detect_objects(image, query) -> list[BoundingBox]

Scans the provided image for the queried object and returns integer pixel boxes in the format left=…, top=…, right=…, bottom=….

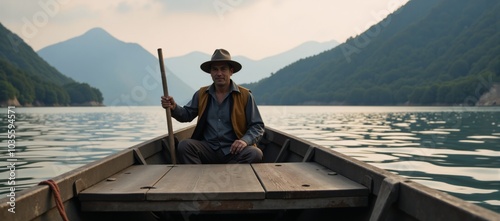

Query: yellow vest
left=197, top=85, right=250, bottom=139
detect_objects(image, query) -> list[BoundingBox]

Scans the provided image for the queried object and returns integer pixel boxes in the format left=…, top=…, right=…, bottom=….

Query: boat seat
left=79, top=162, right=368, bottom=212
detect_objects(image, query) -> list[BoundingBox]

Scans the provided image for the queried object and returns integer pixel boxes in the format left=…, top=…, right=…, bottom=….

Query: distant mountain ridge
left=168, top=40, right=338, bottom=90
left=38, top=27, right=338, bottom=105
left=38, top=28, right=194, bottom=106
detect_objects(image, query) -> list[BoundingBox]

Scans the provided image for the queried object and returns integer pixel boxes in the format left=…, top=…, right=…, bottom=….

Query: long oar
left=157, top=48, right=176, bottom=164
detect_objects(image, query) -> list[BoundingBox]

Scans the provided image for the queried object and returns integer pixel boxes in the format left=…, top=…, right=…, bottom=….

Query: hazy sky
left=0, top=0, right=408, bottom=59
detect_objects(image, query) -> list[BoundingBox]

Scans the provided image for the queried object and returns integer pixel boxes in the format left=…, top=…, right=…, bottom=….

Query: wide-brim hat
left=200, top=49, right=242, bottom=73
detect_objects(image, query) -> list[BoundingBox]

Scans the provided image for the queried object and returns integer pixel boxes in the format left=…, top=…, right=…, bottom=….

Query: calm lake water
left=0, top=106, right=499, bottom=213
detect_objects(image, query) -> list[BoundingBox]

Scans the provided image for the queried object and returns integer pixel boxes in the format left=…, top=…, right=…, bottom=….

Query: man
left=161, top=49, right=265, bottom=164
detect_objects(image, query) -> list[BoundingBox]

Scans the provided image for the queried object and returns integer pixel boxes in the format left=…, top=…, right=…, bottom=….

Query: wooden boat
left=1, top=125, right=498, bottom=221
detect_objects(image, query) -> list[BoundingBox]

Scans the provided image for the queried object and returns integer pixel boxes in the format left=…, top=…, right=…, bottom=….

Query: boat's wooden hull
left=1, top=125, right=498, bottom=221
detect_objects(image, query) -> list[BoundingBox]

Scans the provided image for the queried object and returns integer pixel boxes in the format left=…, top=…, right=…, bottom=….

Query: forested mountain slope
left=0, top=23, right=102, bottom=106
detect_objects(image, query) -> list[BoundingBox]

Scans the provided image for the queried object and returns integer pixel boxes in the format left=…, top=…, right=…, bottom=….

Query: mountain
left=0, top=23, right=102, bottom=106
left=168, top=40, right=338, bottom=90
left=244, top=0, right=500, bottom=105
left=38, top=28, right=194, bottom=106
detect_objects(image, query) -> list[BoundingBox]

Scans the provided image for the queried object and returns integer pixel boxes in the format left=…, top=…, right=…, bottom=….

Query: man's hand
left=161, top=96, right=177, bottom=110
left=230, top=139, right=248, bottom=154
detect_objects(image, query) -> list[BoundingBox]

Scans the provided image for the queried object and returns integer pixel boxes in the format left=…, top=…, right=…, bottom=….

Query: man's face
left=210, top=62, right=233, bottom=87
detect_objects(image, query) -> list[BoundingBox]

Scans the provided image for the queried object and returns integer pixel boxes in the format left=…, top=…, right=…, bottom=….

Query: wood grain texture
left=252, top=162, right=368, bottom=199
left=148, top=164, right=265, bottom=201
left=79, top=165, right=172, bottom=201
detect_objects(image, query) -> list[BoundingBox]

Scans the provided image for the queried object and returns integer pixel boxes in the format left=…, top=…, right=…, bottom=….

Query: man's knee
left=245, top=146, right=263, bottom=163
left=176, top=139, right=204, bottom=164
left=177, top=140, right=189, bottom=152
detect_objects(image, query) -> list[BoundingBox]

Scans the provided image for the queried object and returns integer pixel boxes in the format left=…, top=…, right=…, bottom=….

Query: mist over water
left=0, top=106, right=499, bottom=212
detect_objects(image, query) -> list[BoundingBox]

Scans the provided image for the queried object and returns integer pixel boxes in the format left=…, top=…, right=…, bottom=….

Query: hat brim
left=200, top=60, right=242, bottom=73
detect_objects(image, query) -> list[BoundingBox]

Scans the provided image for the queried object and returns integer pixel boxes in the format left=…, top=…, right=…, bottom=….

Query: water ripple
left=259, top=106, right=500, bottom=212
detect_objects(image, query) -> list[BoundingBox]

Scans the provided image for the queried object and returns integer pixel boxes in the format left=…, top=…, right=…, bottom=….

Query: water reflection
left=0, top=106, right=498, bottom=212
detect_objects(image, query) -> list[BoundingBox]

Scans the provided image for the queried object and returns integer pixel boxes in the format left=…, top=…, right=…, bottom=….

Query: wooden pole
left=157, top=48, right=176, bottom=164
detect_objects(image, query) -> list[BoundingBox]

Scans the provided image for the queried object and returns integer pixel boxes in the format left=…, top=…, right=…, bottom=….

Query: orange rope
left=39, top=179, right=70, bottom=221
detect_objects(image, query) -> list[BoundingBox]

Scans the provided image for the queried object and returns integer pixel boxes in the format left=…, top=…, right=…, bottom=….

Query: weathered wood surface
left=148, top=164, right=265, bottom=201
left=79, top=163, right=369, bottom=212
left=79, top=165, right=172, bottom=201
left=252, top=162, right=368, bottom=199
left=81, top=196, right=368, bottom=212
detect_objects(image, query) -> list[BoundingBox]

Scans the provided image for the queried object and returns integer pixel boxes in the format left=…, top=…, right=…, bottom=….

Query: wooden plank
left=148, top=164, right=265, bottom=201
left=253, top=162, right=368, bottom=199
left=81, top=196, right=368, bottom=212
left=79, top=165, right=172, bottom=201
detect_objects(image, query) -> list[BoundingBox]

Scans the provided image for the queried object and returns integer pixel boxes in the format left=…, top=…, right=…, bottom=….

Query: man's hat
left=200, top=49, right=242, bottom=73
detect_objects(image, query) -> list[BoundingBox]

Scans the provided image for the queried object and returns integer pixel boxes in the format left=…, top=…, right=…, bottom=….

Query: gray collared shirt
left=171, top=81, right=265, bottom=155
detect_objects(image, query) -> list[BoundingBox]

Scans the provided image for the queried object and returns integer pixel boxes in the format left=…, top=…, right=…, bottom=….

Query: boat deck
left=79, top=162, right=369, bottom=212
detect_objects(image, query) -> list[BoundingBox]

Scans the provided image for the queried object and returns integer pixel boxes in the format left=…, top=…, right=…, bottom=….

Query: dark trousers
left=177, top=139, right=263, bottom=164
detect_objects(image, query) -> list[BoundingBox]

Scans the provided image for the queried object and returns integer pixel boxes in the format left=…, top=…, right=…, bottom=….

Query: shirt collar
left=206, top=80, right=240, bottom=94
